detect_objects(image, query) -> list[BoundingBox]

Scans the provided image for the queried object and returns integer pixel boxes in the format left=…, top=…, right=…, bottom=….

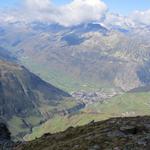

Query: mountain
left=1, top=21, right=150, bottom=141
left=0, top=60, right=75, bottom=139
left=0, top=22, right=150, bottom=92
left=0, top=60, right=70, bottom=118
left=15, top=116, right=150, bottom=150
left=0, top=47, right=16, bottom=62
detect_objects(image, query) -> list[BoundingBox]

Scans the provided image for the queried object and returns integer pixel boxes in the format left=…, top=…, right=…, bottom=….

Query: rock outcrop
left=0, top=122, right=14, bottom=150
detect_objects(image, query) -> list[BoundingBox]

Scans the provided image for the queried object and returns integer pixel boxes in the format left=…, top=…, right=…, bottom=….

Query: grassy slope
left=24, top=113, right=110, bottom=141
left=9, top=98, right=78, bottom=140
left=25, top=92, right=150, bottom=141
left=85, top=92, right=150, bottom=116
left=17, top=116, right=150, bottom=150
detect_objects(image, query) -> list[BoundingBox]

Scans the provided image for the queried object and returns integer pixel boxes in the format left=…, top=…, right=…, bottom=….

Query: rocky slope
left=0, top=122, right=14, bottom=150
left=15, top=116, right=150, bottom=150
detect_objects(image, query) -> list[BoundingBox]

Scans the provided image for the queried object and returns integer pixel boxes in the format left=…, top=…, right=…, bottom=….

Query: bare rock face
left=0, top=123, right=11, bottom=140
left=16, top=116, right=150, bottom=150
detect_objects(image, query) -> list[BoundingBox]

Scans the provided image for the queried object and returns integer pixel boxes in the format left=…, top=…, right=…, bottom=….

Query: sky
left=103, top=0, right=150, bottom=15
left=0, top=0, right=19, bottom=8
left=0, top=0, right=150, bottom=14
left=0, top=0, right=71, bottom=7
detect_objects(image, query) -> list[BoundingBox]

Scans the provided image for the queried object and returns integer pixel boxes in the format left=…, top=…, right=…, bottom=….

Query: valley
left=24, top=90, right=150, bottom=141
left=0, top=0, right=150, bottom=149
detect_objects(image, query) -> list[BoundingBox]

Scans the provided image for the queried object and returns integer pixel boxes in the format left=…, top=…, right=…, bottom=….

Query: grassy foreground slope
left=24, top=113, right=111, bottom=141
left=25, top=92, right=150, bottom=140
left=18, top=116, right=150, bottom=150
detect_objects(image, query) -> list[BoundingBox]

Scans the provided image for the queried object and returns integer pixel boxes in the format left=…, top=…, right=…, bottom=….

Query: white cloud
left=0, top=10, right=22, bottom=23
left=21, top=0, right=150, bottom=27
left=1, top=0, right=150, bottom=29
left=103, top=10, right=150, bottom=29
left=103, top=13, right=135, bottom=29
left=130, top=9, right=150, bottom=26
left=1, top=0, right=107, bottom=26
left=25, top=0, right=52, bottom=10
left=56, top=0, right=107, bottom=26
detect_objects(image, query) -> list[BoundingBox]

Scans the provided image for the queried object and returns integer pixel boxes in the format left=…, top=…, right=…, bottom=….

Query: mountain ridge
left=0, top=60, right=73, bottom=139
left=0, top=22, right=149, bottom=92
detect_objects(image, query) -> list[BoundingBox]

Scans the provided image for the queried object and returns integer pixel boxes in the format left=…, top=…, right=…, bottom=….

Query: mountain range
left=0, top=21, right=150, bottom=144
left=0, top=22, right=150, bottom=92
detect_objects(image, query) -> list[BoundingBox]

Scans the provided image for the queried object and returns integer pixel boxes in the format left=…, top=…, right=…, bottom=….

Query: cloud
left=0, top=10, right=21, bottom=23
left=56, top=0, right=107, bottom=26
left=130, top=9, right=150, bottom=26
left=1, top=0, right=150, bottom=29
left=20, top=1, right=150, bottom=28
left=25, top=0, right=52, bottom=10
left=0, top=0, right=107, bottom=26
left=103, top=10, right=150, bottom=29
left=103, top=13, right=135, bottom=29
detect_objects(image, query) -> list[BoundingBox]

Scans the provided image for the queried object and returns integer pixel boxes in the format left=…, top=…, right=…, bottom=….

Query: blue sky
left=103, top=0, right=150, bottom=15
left=0, top=0, right=71, bottom=7
left=0, top=0, right=150, bottom=15
left=0, top=0, right=18, bottom=7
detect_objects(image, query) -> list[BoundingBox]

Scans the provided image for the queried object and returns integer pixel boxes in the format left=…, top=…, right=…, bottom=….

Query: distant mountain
left=29, top=22, right=108, bottom=34
left=70, top=23, right=108, bottom=34
left=0, top=60, right=72, bottom=138
left=1, top=21, right=150, bottom=144
left=0, top=22, right=150, bottom=92
left=0, top=47, right=16, bottom=62
left=30, top=22, right=67, bottom=32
